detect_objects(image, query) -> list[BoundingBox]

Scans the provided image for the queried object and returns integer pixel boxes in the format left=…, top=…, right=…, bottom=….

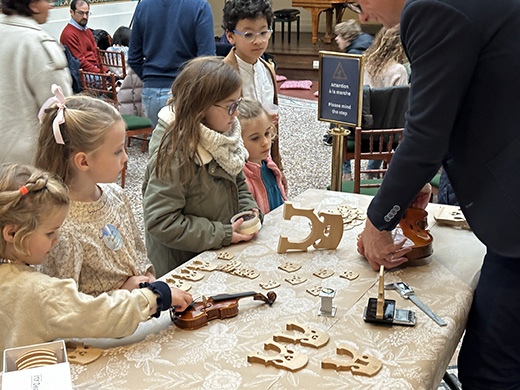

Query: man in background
left=128, top=0, right=215, bottom=127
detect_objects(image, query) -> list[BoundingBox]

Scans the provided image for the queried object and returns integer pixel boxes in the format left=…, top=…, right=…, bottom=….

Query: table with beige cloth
left=56, top=190, right=486, bottom=389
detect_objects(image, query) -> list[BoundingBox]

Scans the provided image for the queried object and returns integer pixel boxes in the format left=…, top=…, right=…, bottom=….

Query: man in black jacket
left=350, top=0, right=520, bottom=388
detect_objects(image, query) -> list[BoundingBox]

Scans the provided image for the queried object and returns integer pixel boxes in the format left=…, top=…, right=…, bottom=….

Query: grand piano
left=292, top=0, right=347, bottom=44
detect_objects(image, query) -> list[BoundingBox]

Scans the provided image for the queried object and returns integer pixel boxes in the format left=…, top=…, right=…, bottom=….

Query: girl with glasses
left=143, top=57, right=261, bottom=276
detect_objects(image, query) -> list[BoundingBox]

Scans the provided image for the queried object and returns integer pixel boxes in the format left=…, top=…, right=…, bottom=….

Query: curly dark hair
left=222, top=0, right=273, bottom=32
left=1, top=0, right=34, bottom=17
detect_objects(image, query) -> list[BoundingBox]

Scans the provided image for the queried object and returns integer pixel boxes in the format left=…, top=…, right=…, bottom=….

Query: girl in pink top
left=239, top=99, right=286, bottom=214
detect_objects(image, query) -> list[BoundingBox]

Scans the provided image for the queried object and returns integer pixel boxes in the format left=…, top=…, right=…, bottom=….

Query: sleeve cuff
left=139, top=281, right=172, bottom=318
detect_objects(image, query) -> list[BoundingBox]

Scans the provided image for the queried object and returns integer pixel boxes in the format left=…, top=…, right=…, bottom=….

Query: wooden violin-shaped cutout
left=398, top=207, right=433, bottom=261
left=171, top=291, right=276, bottom=330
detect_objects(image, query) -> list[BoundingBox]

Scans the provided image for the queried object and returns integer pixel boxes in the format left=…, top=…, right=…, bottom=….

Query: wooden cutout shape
left=321, top=345, right=382, bottom=377
left=260, top=280, right=281, bottom=290
left=340, top=270, right=359, bottom=281
left=15, top=348, right=55, bottom=366
left=306, top=285, right=322, bottom=296
left=217, top=251, right=234, bottom=260
left=278, top=262, right=302, bottom=273
left=434, top=206, right=470, bottom=230
left=65, top=342, right=103, bottom=365
left=233, top=268, right=260, bottom=279
left=273, top=321, right=329, bottom=348
left=171, top=268, right=204, bottom=281
left=187, top=259, right=218, bottom=272
left=313, top=269, right=334, bottom=279
left=248, top=341, right=308, bottom=371
left=285, top=275, right=307, bottom=285
left=165, top=277, right=192, bottom=292
left=277, top=202, right=344, bottom=253
left=218, top=260, right=241, bottom=273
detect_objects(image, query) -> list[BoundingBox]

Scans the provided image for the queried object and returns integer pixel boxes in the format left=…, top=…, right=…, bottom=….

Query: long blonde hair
left=364, top=25, right=407, bottom=81
left=0, top=163, right=69, bottom=258
left=35, top=95, right=122, bottom=184
left=156, top=57, right=242, bottom=184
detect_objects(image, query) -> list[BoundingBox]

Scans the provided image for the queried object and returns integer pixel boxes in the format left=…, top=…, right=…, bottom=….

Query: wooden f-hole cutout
left=277, top=202, right=343, bottom=253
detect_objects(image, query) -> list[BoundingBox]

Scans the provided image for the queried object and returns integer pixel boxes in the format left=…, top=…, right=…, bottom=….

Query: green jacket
left=142, top=107, right=260, bottom=277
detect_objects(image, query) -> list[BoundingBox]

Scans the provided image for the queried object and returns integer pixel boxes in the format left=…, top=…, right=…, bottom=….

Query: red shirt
left=60, top=24, right=107, bottom=73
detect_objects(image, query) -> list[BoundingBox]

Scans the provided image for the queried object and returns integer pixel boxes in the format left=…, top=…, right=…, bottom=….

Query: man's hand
left=357, top=218, right=411, bottom=271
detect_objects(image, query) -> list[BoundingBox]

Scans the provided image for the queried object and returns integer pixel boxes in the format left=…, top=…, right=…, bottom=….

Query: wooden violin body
left=171, top=291, right=276, bottom=330
left=398, top=207, right=433, bottom=261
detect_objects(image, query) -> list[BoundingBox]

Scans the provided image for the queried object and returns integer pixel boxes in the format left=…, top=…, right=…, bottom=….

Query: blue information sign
left=318, top=51, right=364, bottom=127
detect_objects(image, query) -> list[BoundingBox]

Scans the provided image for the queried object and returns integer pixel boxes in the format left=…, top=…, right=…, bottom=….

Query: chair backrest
left=97, top=48, right=126, bottom=78
left=78, top=70, right=119, bottom=108
left=346, top=85, right=409, bottom=193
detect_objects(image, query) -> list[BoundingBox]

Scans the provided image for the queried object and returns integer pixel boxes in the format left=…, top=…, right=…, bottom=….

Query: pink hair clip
left=38, top=84, right=67, bottom=145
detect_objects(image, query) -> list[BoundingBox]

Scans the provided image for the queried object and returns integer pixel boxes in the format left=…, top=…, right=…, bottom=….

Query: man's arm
left=194, top=1, right=216, bottom=56
left=128, top=6, right=145, bottom=80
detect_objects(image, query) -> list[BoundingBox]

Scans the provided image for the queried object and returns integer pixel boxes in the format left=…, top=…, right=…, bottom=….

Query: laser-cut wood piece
left=321, top=345, right=382, bottom=376
left=232, top=268, right=260, bottom=279
left=218, top=260, right=242, bottom=273
left=277, top=202, right=343, bottom=253
left=434, top=206, right=470, bottom=230
left=171, top=268, right=204, bottom=281
left=278, top=262, right=302, bottom=273
left=285, top=275, right=307, bottom=285
left=340, top=270, right=359, bottom=281
left=187, top=259, right=218, bottom=272
left=165, top=277, right=192, bottom=292
left=313, top=269, right=334, bottom=279
left=247, top=341, right=308, bottom=371
left=273, top=321, right=329, bottom=348
left=260, top=280, right=281, bottom=290
left=306, top=285, right=322, bottom=296
left=65, top=342, right=103, bottom=365
left=217, top=251, right=234, bottom=260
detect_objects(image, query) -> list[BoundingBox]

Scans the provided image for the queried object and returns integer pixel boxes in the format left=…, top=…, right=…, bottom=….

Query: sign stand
left=318, top=51, right=364, bottom=192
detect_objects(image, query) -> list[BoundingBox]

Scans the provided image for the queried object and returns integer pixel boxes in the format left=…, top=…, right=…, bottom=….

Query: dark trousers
left=458, top=250, right=520, bottom=389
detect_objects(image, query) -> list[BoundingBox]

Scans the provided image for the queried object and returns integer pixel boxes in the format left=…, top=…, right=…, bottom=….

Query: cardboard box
left=2, top=340, right=73, bottom=390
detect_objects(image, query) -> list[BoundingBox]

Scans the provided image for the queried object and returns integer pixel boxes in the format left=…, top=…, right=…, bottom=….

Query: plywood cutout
left=339, top=270, right=359, bottom=280
left=65, top=342, right=103, bottom=365
left=165, top=277, right=192, bottom=292
left=322, top=345, right=382, bottom=377
left=171, top=268, right=204, bottom=281
left=260, top=280, right=281, bottom=290
left=306, top=285, right=322, bottom=296
left=313, top=269, right=334, bottom=279
left=248, top=341, right=308, bottom=371
left=277, top=202, right=343, bottom=253
left=232, top=268, right=260, bottom=279
left=187, top=259, right=218, bottom=272
left=278, top=262, right=302, bottom=273
left=273, top=321, right=329, bottom=348
left=217, top=251, right=234, bottom=260
left=285, top=275, right=307, bottom=285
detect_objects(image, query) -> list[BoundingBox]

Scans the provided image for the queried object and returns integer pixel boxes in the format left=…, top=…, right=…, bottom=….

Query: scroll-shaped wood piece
left=248, top=341, right=308, bottom=371
left=277, top=202, right=343, bottom=253
left=398, top=207, right=433, bottom=260
left=273, top=321, right=329, bottom=348
left=321, top=345, right=382, bottom=377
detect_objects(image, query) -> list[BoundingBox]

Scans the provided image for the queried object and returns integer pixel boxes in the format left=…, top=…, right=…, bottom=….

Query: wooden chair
left=79, top=70, right=153, bottom=188
left=97, top=48, right=126, bottom=78
left=341, top=85, right=409, bottom=195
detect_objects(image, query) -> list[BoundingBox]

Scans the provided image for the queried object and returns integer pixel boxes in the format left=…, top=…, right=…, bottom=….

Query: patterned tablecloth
left=43, top=190, right=489, bottom=389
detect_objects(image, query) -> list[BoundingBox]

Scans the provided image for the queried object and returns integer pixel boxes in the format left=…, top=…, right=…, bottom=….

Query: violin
left=171, top=291, right=277, bottom=330
left=398, top=207, right=433, bottom=261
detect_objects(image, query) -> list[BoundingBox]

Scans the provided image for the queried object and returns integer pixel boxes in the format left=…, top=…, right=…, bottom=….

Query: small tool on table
left=385, top=281, right=446, bottom=326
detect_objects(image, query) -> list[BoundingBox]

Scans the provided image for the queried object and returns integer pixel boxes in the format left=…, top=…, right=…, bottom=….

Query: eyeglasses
left=214, top=97, right=242, bottom=116
left=345, top=2, right=362, bottom=14
left=75, top=10, right=91, bottom=17
left=233, top=29, right=272, bottom=43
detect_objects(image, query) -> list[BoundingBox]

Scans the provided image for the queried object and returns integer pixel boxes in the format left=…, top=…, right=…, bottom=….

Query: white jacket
left=0, top=14, right=72, bottom=165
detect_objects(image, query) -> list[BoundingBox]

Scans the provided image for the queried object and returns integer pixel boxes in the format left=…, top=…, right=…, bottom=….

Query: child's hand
left=270, top=113, right=279, bottom=126
left=230, top=215, right=257, bottom=244
left=170, top=288, right=193, bottom=312
left=145, top=271, right=156, bottom=283
left=280, top=171, right=288, bottom=194
left=120, top=275, right=155, bottom=291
